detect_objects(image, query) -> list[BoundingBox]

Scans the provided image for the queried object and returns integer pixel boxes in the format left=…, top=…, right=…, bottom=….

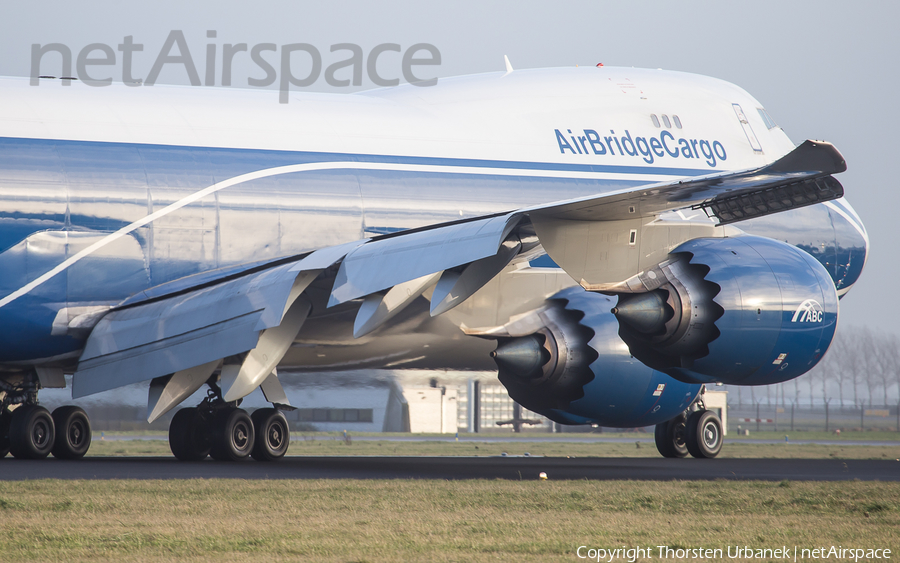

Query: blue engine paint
left=545, top=288, right=701, bottom=427
left=543, top=410, right=595, bottom=425
left=532, top=234, right=842, bottom=426
left=564, top=365, right=701, bottom=428
left=668, top=236, right=839, bottom=386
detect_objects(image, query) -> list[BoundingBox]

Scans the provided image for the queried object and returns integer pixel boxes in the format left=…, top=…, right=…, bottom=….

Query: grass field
left=3, top=432, right=898, bottom=561
left=85, top=431, right=900, bottom=460
left=0, top=479, right=897, bottom=562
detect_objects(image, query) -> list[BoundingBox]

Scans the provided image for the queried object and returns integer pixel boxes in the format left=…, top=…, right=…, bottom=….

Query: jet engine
left=612, top=236, right=839, bottom=385
left=492, top=287, right=701, bottom=427
left=490, top=235, right=838, bottom=427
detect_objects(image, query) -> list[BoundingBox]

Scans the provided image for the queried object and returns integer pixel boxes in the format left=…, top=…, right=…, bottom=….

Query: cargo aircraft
left=0, top=64, right=867, bottom=461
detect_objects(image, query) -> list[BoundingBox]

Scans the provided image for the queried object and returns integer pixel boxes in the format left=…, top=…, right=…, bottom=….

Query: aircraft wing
left=524, top=139, right=844, bottom=222
left=72, top=140, right=845, bottom=410
left=72, top=240, right=366, bottom=399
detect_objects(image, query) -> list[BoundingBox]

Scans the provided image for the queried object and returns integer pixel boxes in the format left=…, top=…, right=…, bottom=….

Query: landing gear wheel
left=654, top=414, right=688, bottom=458
left=9, top=405, right=55, bottom=459
left=210, top=408, right=254, bottom=461
left=0, top=410, right=11, bottom=458
left=51, top=406, right=92, bottom=459
left=685, top=409, right=723, bottom=458
left=251, top=408, right=290, bottom=461
left=169, top=407, right=212, bottom=461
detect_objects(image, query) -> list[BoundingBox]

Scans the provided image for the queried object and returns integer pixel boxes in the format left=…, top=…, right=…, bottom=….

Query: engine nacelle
left=612, top=236, right=839, bottom=385
left=492, top=287, right=700, bottom=427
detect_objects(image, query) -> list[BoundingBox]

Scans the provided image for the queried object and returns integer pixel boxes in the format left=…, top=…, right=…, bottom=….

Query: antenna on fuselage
left=504, top=55, right=514, bottom=73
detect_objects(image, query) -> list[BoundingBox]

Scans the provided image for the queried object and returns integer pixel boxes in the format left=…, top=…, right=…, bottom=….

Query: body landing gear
left=0, top=409, right=12, bottom=458
left=210, top=408, right=255, bottom=461
left=9, top=405, right=55, bottom=459
left=168, top=382, right=288, bottom=462
left=1, top=406, right=93, bottom=460
left=168, top=407, right=211, bottom=461
left=655, top=408, right=723, bottom=459
left=251, top=408, right=289, bottom=461
left=51, top=406, right=92, bottom=460
left=1, top=373, right=92, bottom=460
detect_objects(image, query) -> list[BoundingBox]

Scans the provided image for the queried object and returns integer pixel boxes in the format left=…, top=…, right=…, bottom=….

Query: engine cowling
left=612, top=236, right=839, bottom=385
left=492, top=287, right=701, bottom=427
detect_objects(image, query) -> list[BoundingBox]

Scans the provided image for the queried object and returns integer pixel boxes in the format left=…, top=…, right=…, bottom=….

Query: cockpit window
left=651, top=114, right=660, bottom=128
left=661, top=114, right=671, bottom=128
left=673, top=115, right=682, bottom=129
left=757, top=108, right=778, bottom=130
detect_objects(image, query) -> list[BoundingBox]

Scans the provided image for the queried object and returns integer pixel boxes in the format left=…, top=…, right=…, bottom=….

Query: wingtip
left=767, top=139, right=847, bottom=176
left=504, top=55, right=513, bottom=73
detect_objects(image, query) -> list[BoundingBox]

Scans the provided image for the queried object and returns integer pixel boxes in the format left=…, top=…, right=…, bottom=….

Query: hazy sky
left=1, top=1, right=897, bottom=334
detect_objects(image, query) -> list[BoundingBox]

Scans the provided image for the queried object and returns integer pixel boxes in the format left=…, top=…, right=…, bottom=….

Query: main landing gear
left=655, top=407, right=723, bottom=459
left=0, top=375, right=93, bottom=460
left=168, top=380, right=290, bottom=462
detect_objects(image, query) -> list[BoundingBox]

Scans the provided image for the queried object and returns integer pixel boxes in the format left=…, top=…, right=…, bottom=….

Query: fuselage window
left=662, top=114, right=672, bottom=128
left=757, top=108, right=778, bottom=129
left=651, top=114, right=660, bottom=128
left=673, top=115, right=683, bottom=129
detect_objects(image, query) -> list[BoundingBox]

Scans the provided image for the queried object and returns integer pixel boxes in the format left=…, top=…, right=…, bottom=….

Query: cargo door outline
left=733, top=103, right=763, bottom=153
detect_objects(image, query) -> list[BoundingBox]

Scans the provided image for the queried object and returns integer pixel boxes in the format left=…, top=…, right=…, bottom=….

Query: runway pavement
left=96, top=434, right=900, bottom=447
left=1, top=456, right=897, bottom=481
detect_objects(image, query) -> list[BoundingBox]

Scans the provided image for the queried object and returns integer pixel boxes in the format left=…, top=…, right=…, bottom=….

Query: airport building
left=38, top=371, right=727, bottom=435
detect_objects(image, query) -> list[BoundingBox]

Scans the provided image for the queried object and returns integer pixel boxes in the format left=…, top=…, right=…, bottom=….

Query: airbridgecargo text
left=555, top=128, right=727, bottom=167
left=575, top=545, right=891, bottom=561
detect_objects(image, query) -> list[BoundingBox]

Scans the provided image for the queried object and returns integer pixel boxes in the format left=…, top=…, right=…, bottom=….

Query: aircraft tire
left=210, top=408, right=255, bottom=461
left=251, top=408, right=290, bottom=461
left=685, top=409, right=723, bottom=459
left=169, top=407, right=211, bottom=461
left=9, top=405, right=55, bottom=459
left=51, top=406, right=92, bottom=460
left=0, top=410, right=11, bottom=458
left=654, top=414, right=688, bottom=458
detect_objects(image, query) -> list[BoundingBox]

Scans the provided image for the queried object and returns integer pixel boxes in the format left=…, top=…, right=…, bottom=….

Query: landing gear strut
left=168, top=380, right=288, bottom=462
left=654, top=408, right=723, bottom=459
